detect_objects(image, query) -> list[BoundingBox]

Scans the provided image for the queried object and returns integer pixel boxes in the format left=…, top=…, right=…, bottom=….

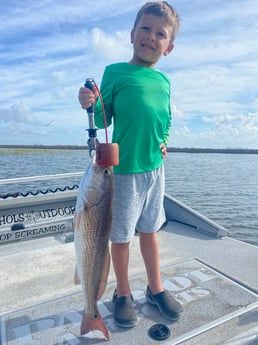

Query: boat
left=0, top=173, right=258, bottom=344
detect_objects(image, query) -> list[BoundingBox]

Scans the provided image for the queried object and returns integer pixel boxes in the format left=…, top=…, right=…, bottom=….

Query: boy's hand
left=78, top=87, right=98, bottom=109
left=160, top=143, right=167, bottom=159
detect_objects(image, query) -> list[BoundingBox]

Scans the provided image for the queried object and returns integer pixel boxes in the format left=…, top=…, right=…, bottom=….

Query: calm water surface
left=165, top=153, right=258, bottom=245
left=1, top=149, right=258, bottom=245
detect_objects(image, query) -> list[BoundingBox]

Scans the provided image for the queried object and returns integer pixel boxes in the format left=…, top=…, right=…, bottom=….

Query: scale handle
left=84, top=78, right=96, bottom=113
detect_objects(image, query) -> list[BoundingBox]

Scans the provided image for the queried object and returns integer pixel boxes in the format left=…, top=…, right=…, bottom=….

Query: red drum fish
left=74, top=160, right=113, bottom=341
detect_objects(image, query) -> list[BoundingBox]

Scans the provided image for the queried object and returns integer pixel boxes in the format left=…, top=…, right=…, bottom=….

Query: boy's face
left=130, top=14, right=174, bottom=67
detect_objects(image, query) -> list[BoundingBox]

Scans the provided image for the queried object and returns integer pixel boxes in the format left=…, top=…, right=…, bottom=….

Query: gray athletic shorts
left=110, top=165, right=166, bottom=243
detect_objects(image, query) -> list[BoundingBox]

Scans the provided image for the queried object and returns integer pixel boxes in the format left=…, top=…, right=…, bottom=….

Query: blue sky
left=1, top=0, right=258, bottom=148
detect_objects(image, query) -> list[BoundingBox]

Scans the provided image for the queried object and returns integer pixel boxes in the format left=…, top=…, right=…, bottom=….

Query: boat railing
left=0, top=172, right=83, bottom=186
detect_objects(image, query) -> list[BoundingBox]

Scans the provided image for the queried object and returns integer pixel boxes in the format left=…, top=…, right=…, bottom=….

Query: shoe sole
left=114, top=318, right=137, bottom=328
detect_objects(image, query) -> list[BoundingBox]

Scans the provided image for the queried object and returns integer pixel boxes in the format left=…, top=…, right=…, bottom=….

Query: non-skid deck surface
left=1, top=259, right=258, bottom=345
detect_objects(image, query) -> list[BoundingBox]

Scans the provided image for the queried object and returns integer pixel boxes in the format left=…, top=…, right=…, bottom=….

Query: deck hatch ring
left=148, top=323, right=171, bottom=341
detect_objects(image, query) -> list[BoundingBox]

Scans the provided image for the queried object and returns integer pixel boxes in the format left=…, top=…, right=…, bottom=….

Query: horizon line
left=1, top=144, right=258, bottom=154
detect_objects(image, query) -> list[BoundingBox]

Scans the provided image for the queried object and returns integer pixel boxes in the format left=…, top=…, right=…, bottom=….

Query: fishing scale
left=84, top=78, right=119, bottom=167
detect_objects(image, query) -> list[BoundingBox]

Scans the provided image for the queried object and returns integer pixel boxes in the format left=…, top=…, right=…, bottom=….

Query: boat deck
left=1, top=220, right=258, bottom=345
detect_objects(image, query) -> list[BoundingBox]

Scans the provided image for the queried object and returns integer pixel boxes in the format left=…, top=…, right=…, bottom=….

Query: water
left=1, top=148, right=258, bottom=245
left=164, top=153, right=258, bottom=245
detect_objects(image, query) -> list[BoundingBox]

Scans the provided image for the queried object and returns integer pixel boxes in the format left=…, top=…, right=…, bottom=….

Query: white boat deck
left=1, top=219, right=258, bottom=345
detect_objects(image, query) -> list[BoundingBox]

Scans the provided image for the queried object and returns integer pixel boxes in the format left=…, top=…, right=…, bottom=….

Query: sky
left=1, top=0, right=258, bottom=149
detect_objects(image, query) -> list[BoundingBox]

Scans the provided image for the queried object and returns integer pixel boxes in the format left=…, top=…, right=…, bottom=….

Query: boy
left=78, top=1, right=183, bottom=328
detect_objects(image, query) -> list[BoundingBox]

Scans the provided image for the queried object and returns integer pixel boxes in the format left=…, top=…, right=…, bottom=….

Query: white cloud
left=171, top=111, right=258, bottom=149
left=0, top=1, right=140, bottom=35
left=0, top=103, right=36, bottom=124
left=91, top=28, right=131, bottom=61
left=51, top=70, right=66, bottom=82
left=203, top=112, right=258, bottom=134
left=1, top=0, right=258, bottom=147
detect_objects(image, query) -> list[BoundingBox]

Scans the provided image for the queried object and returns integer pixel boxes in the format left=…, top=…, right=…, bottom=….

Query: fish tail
left=80, top=310, right=109, bottom=341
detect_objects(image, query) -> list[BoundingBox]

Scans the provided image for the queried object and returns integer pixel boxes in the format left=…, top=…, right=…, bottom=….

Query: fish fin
left=80, top=310, right=109, bottom=341
left=97, top=246, right=110, bottom=300
left=74, top=265, right=81, bottom=285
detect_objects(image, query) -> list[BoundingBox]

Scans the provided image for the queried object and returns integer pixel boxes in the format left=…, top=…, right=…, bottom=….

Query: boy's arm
left=163, top=112, right=171, bottom=147
left=161, top=90, right=172, bottom=158
left=163, top=92, right=172, bottom=145
left=160, top=143, right=167, bottom=158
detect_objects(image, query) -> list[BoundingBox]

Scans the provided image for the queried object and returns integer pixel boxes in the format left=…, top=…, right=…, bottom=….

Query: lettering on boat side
left=3, top=267, right=217, bottom=344
left=0, top=223, right=68, bottom=243
left=0, top=206, right=75, bottom=227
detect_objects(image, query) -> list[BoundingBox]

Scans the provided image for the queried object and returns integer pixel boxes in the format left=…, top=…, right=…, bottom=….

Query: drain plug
left=148, top=324, right=171, bottom=341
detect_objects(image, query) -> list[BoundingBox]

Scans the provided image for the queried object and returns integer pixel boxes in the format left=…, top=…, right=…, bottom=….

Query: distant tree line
left=1, top=145, right=258, bottom=154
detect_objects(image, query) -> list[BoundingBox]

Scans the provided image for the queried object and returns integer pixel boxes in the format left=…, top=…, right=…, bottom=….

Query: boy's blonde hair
left=133, top=1, right=180, bottom=43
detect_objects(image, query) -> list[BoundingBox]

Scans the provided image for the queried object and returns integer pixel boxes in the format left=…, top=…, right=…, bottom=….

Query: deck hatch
left=1, top=259, right=258, bottom=345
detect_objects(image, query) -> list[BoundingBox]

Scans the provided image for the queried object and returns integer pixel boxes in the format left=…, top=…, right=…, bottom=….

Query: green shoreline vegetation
left=0, top=145, right=258, bottom=155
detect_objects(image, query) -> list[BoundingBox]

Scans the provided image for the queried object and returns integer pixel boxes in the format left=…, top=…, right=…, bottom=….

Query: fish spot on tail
left=80, top=311, right=109, bottom=341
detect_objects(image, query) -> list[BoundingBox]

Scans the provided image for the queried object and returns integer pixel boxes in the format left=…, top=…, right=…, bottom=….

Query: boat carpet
left=1, top=259, right=258, bottom=345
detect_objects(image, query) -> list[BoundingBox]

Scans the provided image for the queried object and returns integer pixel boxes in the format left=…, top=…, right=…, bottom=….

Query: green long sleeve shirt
left=94, top=62, right=171, bottom=174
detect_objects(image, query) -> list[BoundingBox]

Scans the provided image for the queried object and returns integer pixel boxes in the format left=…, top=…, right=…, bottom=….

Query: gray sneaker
left=146, top=286, right=183, bottom=321
left=112, top=290, right=137, bottom=328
